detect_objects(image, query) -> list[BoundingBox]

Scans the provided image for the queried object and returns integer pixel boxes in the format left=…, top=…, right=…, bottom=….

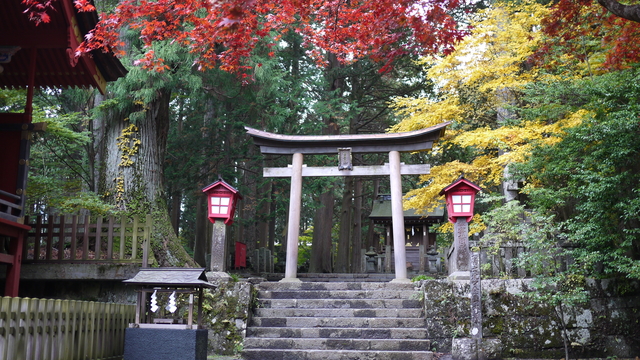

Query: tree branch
left=597, top=0, right=640, bottom=23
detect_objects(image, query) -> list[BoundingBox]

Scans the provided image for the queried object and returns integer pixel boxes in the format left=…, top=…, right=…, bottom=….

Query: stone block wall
left=417, top=278, right=640, bottom=358
left=202, top=280, right=254, bottom=355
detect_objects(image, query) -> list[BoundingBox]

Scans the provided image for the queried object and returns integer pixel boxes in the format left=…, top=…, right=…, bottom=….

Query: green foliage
left=483, top=199, right=589, bottom=359
left=298, top=227, right=313, bottom=268
left=0, top=89, right=26, bottom=112
left=411, top=274, right=435, bottom=282
left=26, top=96, right=115, bottom=215
left=515, top=67, right=640, bottom=280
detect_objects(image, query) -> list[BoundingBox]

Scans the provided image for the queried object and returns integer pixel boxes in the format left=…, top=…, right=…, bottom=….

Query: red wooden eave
left=0, top=0, right=126, bottom=95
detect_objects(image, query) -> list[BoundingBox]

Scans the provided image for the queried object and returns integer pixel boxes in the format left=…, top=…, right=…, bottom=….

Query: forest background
left=4, top=0, right=640, bottom=283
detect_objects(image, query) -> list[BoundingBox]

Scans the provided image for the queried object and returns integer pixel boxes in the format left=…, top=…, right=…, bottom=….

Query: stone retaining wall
left=417, top=278, right=640, bottom=358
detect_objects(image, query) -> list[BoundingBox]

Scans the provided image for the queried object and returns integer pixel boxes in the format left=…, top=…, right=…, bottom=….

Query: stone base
left=452, top=338, right=502, bottom=360
left=206, top=271, right=231, bottom=283
left=390, top=277, right=411, bottom=284
left=124, top=328, right=208, bottom=360
left=448, top=271, right=471, bottom=281
left=279, top=277, right=302, bottom=283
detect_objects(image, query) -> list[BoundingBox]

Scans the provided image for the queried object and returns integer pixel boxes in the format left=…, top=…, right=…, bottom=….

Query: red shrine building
left=0, top=0, right=126, bottom=296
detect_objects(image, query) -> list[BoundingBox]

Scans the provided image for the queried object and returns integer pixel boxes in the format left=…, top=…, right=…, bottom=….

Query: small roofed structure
left=124, top=268, right=214, bottom=329
left=369, top=195, right=444, bottom=274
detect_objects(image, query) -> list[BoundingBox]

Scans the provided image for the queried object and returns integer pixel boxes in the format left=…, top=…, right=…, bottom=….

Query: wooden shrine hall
left=0, top=0, right=126, bottom=296
left=368, top=194, right=444, bottom=274
left=245, top=122, right=449, bottom=283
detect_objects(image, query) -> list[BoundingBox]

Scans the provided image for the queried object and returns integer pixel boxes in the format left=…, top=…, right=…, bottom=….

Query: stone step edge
left=253, top=308, right=423, bottom=314
left=258, top=281, right=416, bottom=286
left=257, top=298, right=422, bottom=302
left=246, top=326, right=428, bottom=332
left=243, top=338, right=432, bottom=351
left=242, top=348, right=434, bottom=360
left=251, top=315, right=426, bottom=327
left=258, top=289, right=420, bottom=299
left=244, top=337, right=431, bottom=345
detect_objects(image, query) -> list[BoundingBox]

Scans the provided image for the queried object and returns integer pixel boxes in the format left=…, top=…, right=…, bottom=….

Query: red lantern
left=202, top=179, right=242, bottom=225
left=440, top=176, right=482, bottom=223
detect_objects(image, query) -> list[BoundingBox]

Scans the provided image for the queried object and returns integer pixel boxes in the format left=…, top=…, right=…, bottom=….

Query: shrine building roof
left=369, top=194, right=444, bottom=225
left=0, top=0, right=126, bottom=94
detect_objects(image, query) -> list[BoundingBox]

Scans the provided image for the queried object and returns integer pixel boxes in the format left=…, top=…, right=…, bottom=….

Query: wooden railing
left=0, top=296, right=135, bottom=360
left=22, top=214, right=151, bottom=265
left=0, top=189, right=23, bottom=224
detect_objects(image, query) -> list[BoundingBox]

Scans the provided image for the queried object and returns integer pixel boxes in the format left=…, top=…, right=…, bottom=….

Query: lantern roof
left=0, top=0, right=127, bottom=94
left=439, top=175, right=482, bottom=196
left=123, top=268, right=215, bottom=288
left=202, top=178, right=242, bottom=199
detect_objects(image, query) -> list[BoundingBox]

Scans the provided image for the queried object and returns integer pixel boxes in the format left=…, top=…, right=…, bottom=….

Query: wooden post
left=188, top=293, right=194, bottom=327
left=282, top=152, right=303, bottom=282
left=389, top=150, right=409, bottom=282
left=197, top=288, right=203, bottom=326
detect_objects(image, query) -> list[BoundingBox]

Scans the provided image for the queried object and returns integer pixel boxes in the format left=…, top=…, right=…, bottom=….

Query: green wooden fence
left=23, top=214, right=151, bottom=265
left=0, top=297, right=135, bottom=360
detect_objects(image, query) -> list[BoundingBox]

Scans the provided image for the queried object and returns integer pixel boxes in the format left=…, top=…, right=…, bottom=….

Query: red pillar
left=0, top=218, right=30, bottom=297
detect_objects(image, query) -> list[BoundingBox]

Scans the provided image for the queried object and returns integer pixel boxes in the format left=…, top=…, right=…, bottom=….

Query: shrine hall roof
left=245, top=122, right=450, bottom=155
left=0, top=0, right=126, bottom=94
left=369, top=195, right=444, bottom=225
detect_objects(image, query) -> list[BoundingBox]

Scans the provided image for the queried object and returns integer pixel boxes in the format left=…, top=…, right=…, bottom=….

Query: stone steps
left=243, top=280, right=432, bottom=360
left=264, top=273, right=397, bottom=282
left=259, top=298, right=422, bottom=309
left=244, top=337, right=431, bottom=350
left=259, top=281, right=409, bottom=290
left=253, top=307, right=423, bottom=318
left=246, top=326, right=429, bottom=339
left=250, top=316, right=426, bottom=328
left=259, top=289, right=418, bottom=299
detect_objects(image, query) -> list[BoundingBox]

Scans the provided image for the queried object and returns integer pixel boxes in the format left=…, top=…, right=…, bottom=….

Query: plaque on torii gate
left=245, top=122, right=450, bottom=282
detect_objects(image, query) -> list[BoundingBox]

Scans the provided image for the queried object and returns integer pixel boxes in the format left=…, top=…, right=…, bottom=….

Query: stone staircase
left=243, top=275, right=433, bottom=360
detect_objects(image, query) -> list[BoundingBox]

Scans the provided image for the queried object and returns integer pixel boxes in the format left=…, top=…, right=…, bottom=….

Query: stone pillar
left=449, top=217, right=470, bottom=280
left=470, top=242, right=482, bottom=339
left=210, top=219, right=227, bottom=272
left=389, top=150, right=409, bottom=282
left=282, top=152, right=303, bottom=282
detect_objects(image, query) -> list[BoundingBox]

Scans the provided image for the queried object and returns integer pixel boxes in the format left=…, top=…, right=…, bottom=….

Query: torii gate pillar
left=282, top=152, right=304, bottom=282
left=389, top=150, right=409, bottom=282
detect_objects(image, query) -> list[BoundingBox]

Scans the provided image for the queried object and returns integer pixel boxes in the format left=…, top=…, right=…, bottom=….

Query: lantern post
left=202, top=178, right=242, bottom=274
left=441, top=175, right=483, bottom=342
left=440, top=175, right=481, bottom=280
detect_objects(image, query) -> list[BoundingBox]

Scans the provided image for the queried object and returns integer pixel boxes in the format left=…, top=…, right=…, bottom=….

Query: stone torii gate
left=245, top=122, right=450, bottom=283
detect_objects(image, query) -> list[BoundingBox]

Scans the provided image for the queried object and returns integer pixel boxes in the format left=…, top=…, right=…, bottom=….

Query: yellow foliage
left=435, top=213, right=486, bottom=236
left=425, top=1, right=549, bottom=92
left=389, top=96, right=467, bottom=132
left=390, top=1, right=591, bottom=220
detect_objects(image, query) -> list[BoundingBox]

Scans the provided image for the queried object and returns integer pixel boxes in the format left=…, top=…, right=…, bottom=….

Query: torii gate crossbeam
left=245, top=123, right=450, bottom=283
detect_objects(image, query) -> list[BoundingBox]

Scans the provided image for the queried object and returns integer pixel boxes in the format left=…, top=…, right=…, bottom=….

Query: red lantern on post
left=440, top=176, right=482, bottom=223
left=202, top=179, right=242, bottom=226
